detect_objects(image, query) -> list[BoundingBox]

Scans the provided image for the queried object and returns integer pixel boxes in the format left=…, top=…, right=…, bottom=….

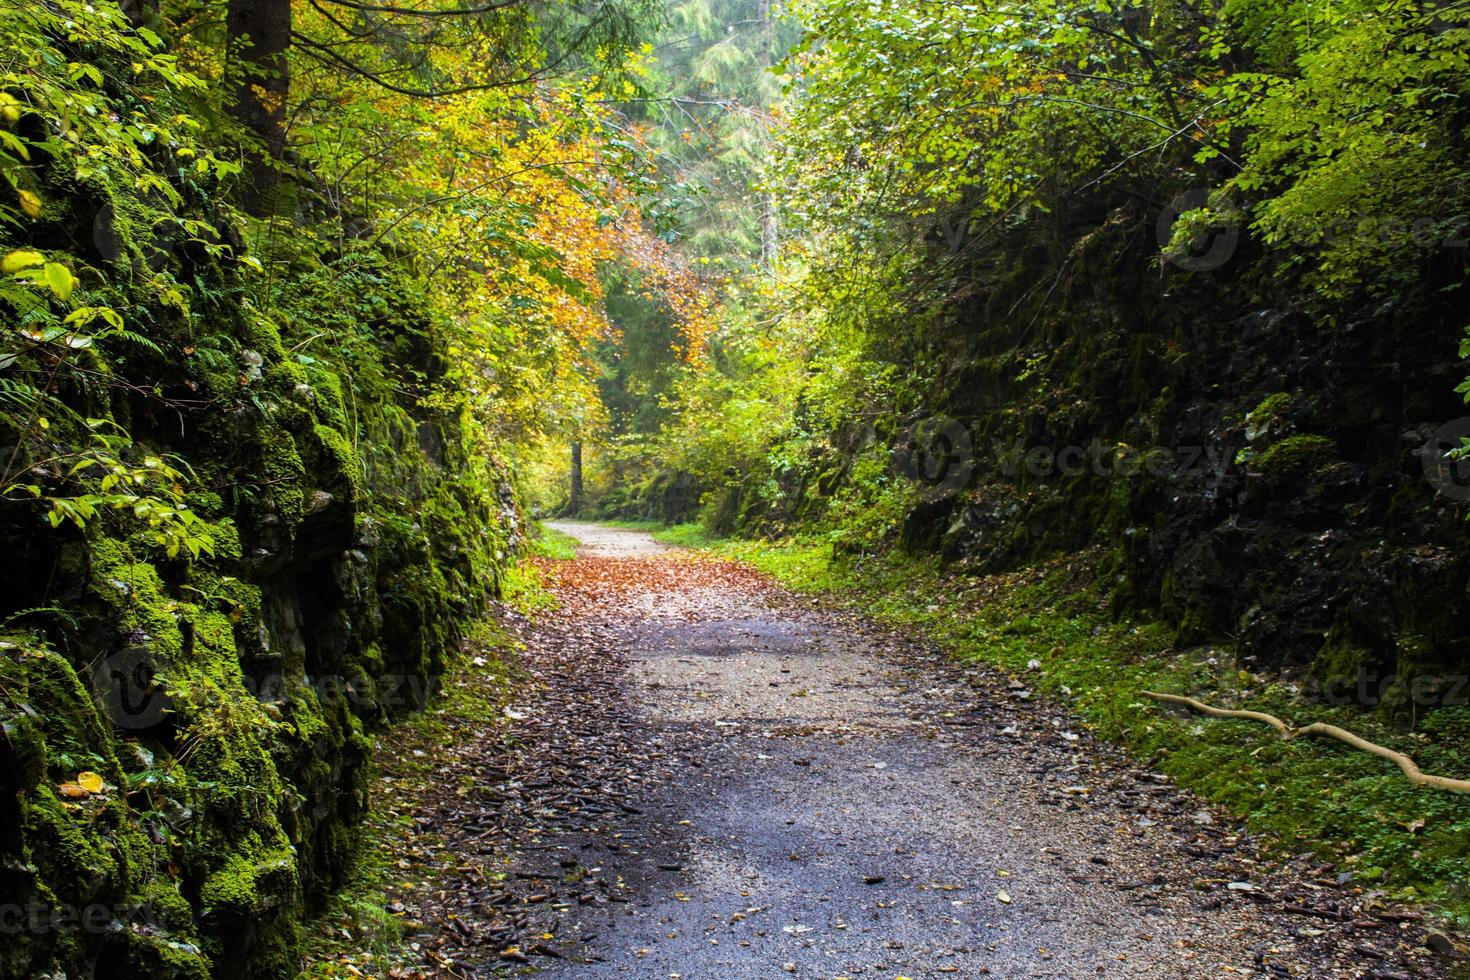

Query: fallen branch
left=1282, top=903, right=1344, bottom=921
left=1141, top=691, right=1470, bottom=795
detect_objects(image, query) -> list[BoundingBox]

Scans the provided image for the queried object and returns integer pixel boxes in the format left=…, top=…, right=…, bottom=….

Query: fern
left=1, top=605, right=82, bottom=637
left=114, top=328, right=165, bottom=356
left=0, top=375, right=42, bottom=415
left=188, top=345, right=234, bottom=371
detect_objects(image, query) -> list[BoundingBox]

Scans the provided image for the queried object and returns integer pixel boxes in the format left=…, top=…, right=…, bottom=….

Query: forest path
left=358, top=524, right=1442, bottom=979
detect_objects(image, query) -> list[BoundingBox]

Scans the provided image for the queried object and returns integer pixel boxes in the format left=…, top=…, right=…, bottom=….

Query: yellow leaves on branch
left=613, top=222, right=717, bottom=362
left=247, top=83, right=286, bottom=116
left=456, top=127, right=715, bottom=366
left=284, top=2, right=718, bottom=429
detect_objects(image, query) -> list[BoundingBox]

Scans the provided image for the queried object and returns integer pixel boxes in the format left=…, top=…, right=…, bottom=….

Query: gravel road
left=359, top=523, right=1450, bottom=979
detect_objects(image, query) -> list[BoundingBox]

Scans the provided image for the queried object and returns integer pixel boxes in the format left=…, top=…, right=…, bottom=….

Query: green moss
left=3, top=708, right=47, bottom=789
left=23, top=787, right=118, bottom=899
left=305, top=367, right=348, bottom=430
left=4, top=647, right=111, bottom=769
left=311, top=424, right=362, bottom=502
left=239, top=309, right=289, bottom=364
left=255, top=423, right=307, bottom=528
left=56, top=531, right=316, bottom=976
left=207, top=520, right=243, bottom=561
left=201, top=849, right=264, bottom=917
left=1311, top=635, right=1372, bottom=682
left=1381, top=631, right=1435, bottom=716
left=4, top=76, right=513, bottom=980
left=1244, top=433, right=1336, bottom=479
left=121, top=932, right=211, bottom=980
left=87, top=538, right=187, bottom=657
left=1245, top=392, right=1293, bottom=439
left=267, top=358, right=310, bottom=391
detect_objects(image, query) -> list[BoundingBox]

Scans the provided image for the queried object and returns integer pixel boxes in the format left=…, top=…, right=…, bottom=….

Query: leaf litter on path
left=306, top=527, right=1451, bottom=979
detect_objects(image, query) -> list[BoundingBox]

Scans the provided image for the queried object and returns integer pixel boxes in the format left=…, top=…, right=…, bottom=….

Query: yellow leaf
left=0, top=92, right=22, bottom=128
left=17, top=187, right=41, bottom=218
left=43, top=262, right=75, bottom=300
left=76, top=771, right=105, bottom=794
left=1, top=249, right=44, bottom=274
left=996, top=889, right=1012, bottom=904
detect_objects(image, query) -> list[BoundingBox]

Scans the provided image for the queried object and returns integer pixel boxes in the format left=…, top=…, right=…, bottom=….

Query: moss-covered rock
left=1242, top=433, right=1337, bottom=481
left=758, top=185, right=1470, bottom=703
left=0, top=58, right=514, bottom=980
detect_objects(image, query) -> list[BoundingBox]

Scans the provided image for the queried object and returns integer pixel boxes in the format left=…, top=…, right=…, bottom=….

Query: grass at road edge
left=299, top=618, right=526, bottom=976
left=528, top=522, right=580, bottom=559
left=666, top=528, right=1470, bottom=937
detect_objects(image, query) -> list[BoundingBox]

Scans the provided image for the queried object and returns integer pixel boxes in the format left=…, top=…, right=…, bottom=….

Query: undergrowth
left=499, top=523, right=580, bottom=614
left=527, top=524, right=581, bottom=560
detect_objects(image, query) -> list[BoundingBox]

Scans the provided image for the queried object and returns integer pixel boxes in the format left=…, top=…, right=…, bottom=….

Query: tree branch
left=316, top=0, right=526, bottom=16
left=1141, top=691, right=1470, bottom=794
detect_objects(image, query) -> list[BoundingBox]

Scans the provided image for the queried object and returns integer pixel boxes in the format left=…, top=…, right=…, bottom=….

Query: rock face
left=897, top=204, right=1470, bottom=697
left=0, top=154, right=512, bottom=979
left=593, top=467, right=701, bottom=525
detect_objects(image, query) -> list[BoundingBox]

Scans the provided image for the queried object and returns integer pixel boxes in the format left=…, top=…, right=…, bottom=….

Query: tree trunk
left=569, top=441, right=584, bottom=515
left=760, top=194, right=779, bottom=270
left=227, top=0, right=291, bottom=215
left=757, top=0, right=779, bottom=270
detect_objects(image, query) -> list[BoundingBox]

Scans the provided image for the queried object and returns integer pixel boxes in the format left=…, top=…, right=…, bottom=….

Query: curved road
left=515, top=524, right=1441, bottom=978
left=360, top=523, right=1446, bottom=979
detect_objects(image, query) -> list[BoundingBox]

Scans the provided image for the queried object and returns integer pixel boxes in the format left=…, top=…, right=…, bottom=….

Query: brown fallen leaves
left=303, top=549, right=761, bottom=978
left=56, top=771, right=106, bottom=798
left=535, top=554, right=772, bottom=620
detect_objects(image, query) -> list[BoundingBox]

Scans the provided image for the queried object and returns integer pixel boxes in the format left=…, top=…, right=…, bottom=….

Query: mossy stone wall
left=0, top=149, right=513, bottom=978
left=823, top=198, right=1470, bottom=694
